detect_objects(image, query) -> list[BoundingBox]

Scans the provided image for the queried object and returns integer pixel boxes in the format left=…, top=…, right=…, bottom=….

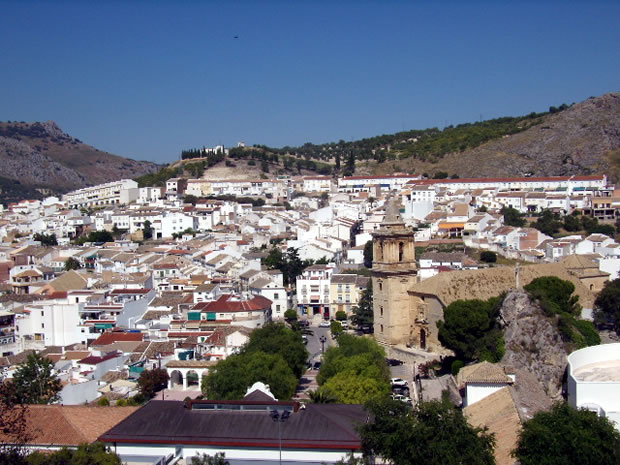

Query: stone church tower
left=372, top=198, right=419, bottom=348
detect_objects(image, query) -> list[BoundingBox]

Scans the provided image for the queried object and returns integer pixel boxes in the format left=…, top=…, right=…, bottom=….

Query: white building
left=63, top=179, right=139, bottom=209
left=296, top=264, right=335, bottom=318
left=338, top=174, right=422, bottom=193
left=567, top=343, right=620, bottom=430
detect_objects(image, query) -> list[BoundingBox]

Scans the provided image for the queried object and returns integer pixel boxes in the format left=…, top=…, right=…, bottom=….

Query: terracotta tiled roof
left=91, top=332, right=144, bottom=346
left=0, top=405, right=139, bottom=446
left=457, top=361, right=513, bottom=386
left=203, top=294, right=272, bottom=313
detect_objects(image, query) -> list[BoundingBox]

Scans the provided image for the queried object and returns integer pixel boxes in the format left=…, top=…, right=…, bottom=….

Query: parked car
left=302, top=335, right=308, bottom=344
left=386, top=358, right=404, bottom=366
left=298, top=319, right=310, bottom=327
left=313, top=361, right=322, bottom=370
left=319, top=320, right=331, bottom=328
left=392, top=386, right=410, bottom=397
left=391, top=377, right=408, bottom=388
left=340, top=321, right=349, bottom=329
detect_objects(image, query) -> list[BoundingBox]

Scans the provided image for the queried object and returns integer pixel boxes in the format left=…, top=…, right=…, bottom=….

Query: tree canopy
left=594, top=278, right=620, bottom=334
left=351, top=283, right=373, bottom=329
left=437, top=297, right=504, bottom=363
left=317, top=334, right=389, bottom=404
left=359, top=398, right=496, bottom=465
left=64, top=257, right=81, bottom=271
left=137, top=368, right=169, bottom=398
left=243, top=323, right=308, bottom=378
left=501, top=206, right=526, bottom=227
left=25, top=442, right=122, bottom=465
left=201, top=351, right=297, bottom=401
left=12, top=353, right=62, bottom=404
left=525, top=276, right=599, bottom=347
left=513, top=402, right=620, bottom=465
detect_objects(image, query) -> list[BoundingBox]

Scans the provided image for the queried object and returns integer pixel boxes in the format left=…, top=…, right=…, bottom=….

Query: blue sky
left=1, top=1, right=619, bottom=164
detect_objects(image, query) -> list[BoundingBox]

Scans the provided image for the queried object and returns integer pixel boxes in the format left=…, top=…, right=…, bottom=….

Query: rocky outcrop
left=499, top=291, right=568, bottom=400
left=0, top=120, right=160, bottom=203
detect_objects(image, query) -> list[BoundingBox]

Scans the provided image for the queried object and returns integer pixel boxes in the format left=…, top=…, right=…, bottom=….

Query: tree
left=363, top=240, right=373, bottom=268
left=501, top=206, right=526, bottom=227
left=284, top=309, right=298, bottom=322
left=0, top=381, right=31, bottom=462
left=137, top=368, right=169, bottom=398
left=191, top=452, right=230, bottom=465
left=330, top=320, right=343, bottom=338
left=563, top=214, right=581, bottom=232
left=351, top=283, right=373, bottom=329
left=513, top=402, right=620, bottom=465
left=524, top=276, right=580, bottom=316
left=64, top=257, right=81, bottom=271
left=437, top=297, right=504, bottom=363
left=317, top=334, right=389, bottom=392
left=322, top=372, right=389, bottom=404
left=12, top=353, right=62, bottom=404
left=531, top=209, right=562, bottom=236
left=25, top=442, right=122, bottom=465
left=335, top=310, right=347, bottom=321
left=143, top=220, right=153, bottom=240
left=480, top=251, right=497, bottom=263
left=308, top=388, right=337, bottom=404
left=594, top=278, right=620, bottom=333
left=359, top=398, right=496, bottom=465
left=33, top=233, right=57, bottom=246
left=243, top=323, right=308, bottom=378
left=202, top=351, right=298, bottom=401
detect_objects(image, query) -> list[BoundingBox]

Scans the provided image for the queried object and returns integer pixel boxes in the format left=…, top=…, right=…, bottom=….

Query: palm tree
left=308, top=388, right=337, bottom=404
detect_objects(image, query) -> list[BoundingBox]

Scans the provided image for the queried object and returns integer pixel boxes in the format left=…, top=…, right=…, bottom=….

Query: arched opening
left=186, top=370, right=200, bottom=389
left=398, top=242, right=404, bottom=262
left=378, top=242, right=384, bottom=261
left=170, top=370, right=183, bottom=389
left=589, top=284, right=594, bottom=291
left=420, top=329, right=427, bottom=350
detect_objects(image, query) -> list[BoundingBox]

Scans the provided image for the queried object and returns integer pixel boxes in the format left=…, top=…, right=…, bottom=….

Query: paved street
left=294, top=316, right=334, bottom=400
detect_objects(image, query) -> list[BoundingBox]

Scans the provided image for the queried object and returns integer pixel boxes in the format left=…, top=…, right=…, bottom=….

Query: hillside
left=0, top=121, right=160, bottom=204
left=365, top=93, right=620, bottom=179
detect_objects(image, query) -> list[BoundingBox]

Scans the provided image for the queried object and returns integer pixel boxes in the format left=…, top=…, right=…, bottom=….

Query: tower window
left=380, top=324, right=384, bottom=333
left=378, top=282, right=383, bottom=291
left=380, top=306, right=384, bottom=317
left=399, top=242, right=404, bottom=262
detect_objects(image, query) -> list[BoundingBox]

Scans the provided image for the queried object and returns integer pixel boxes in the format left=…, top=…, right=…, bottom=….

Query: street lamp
left=270, top=409, right=290, bottom=464
left=319, top=335, right=327, bottom=353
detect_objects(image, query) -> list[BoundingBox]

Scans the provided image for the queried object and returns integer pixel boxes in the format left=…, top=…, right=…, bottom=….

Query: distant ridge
left=0, top=120, right=160, bottom=204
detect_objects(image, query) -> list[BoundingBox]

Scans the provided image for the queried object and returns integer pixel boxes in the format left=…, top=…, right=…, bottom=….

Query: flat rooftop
left=573, top=360, right=620, bottom=382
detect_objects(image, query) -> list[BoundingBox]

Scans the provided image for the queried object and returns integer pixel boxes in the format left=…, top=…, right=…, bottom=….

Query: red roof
left=110, top=288, right=151, bottom=295
left=203, top=294, right=272, bottom=313
left=343, top=174, right=420, bottom=180
left=78, top=352, right=119, bottom=365
left=153, top=264, right=178, bottom=270
left=91, top=332, right=144, bottom=346
left=407, top=175, right=605, bottom=186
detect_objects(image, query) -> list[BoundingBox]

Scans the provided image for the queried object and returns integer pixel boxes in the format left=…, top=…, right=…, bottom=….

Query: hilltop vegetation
left=147, top=93, right=619, bottom=184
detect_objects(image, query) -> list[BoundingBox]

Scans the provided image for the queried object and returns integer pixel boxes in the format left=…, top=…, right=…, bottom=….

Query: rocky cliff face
left=499, top=291, right=568, bottom=400
left=0, top=120, right=160, bottom=203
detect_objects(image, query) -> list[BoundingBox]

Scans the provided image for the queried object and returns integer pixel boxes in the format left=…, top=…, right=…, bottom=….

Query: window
left=380, top=324, right=384, bottom=332
left=276, top=305, right=281, bottom=312
left=41, top=311, right=44, bottom=316
left=41, top=323, right=45, bottom=329
left=399, top=242, right=404, bottom=262
left=379, top=282, right=383, bottom=291
left=273, top=293, right=279, bottom=299
left=380, top=306, right=384, bottom=317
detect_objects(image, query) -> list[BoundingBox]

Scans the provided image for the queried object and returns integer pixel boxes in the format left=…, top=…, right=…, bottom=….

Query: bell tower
left=372, top=197, right=417, bottom=347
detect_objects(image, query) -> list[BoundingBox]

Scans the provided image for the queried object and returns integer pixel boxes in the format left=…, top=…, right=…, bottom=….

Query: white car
left=319, top=320, right=331, bottom=328
left=391, top=378, right=408, bottom=388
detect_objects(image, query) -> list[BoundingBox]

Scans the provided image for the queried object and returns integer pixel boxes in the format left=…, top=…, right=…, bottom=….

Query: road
left=294, top=317, right=334, bottom=401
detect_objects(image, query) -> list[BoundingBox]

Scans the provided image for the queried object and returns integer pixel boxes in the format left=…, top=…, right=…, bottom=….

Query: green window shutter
left=207, top=312, right=216, bottom=321
left=188, top=312, right=201, bottom=321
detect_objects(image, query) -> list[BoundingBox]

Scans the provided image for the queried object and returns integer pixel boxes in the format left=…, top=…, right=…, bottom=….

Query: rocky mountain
left=499, top=291, right=569, bottom=401
left=369, top=92, right=620, bottom=180
left=0, top=121, right=160, bottom=204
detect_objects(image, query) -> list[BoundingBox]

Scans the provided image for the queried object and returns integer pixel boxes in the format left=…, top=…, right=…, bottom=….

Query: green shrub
left=97, top=396, right=110, bottom=406
left=451, top=360, right=464, bottom=375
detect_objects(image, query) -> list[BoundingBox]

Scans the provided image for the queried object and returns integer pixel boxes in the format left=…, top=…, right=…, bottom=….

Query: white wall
left=465, top=383, right=507, bottom=407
